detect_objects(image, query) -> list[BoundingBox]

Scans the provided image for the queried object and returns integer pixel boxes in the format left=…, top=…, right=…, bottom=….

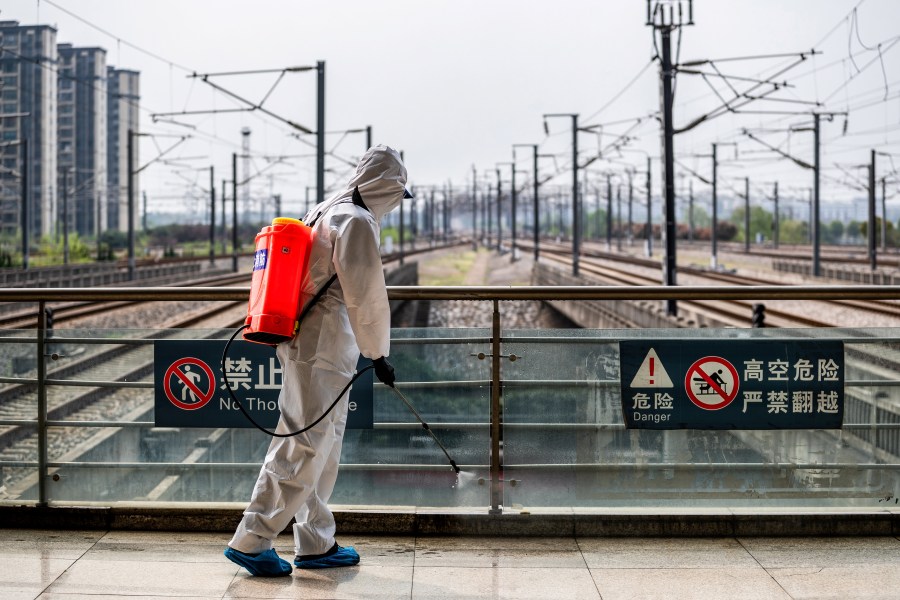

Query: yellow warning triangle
left=629, top=348, right=674, bottom=388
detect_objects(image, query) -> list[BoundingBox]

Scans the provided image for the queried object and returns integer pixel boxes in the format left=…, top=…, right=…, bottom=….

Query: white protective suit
left=229, top=145, right=407, bottom=557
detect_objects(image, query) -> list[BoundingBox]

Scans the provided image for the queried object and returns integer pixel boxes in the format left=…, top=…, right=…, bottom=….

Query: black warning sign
left=154, top=340, right=373, bottom=429
left=619, top=339, right=844, bottom=430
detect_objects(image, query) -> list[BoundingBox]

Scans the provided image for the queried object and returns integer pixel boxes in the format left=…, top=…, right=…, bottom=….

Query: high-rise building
left=0, top=21, right=58, bottom=240
left=106, top=67, right=139, bottom=232
left=57, top=43, right=107, bottom=238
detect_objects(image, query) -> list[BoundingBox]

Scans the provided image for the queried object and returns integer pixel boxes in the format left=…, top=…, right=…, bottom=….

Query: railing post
left=490, top=299, right=502, bottom=514
left=37, top=300, right=48, bottom=506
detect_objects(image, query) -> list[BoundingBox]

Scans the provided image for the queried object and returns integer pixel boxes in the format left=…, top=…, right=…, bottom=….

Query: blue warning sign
left=154, top=340, right=373, bottom=429
left=619, top=339, right=844, bottom=430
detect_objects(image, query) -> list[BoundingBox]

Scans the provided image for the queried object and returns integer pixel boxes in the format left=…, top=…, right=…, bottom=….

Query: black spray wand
left=388, top=384, right=460, bottom=473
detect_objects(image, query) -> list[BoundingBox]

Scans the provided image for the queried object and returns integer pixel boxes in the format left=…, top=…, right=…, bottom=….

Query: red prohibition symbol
left=164, top=357, right=216, bottom=410
left=684, top=356, right=740, bottom=411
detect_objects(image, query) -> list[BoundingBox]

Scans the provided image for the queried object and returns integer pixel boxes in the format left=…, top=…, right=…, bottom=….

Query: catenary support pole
left=744, top=177, right=750, bottom=253
left=232, top=153, right=238, bottom=272
left=496, top=168, right=502, bottom=252
left=628, top=171, right=634, bottom=245
left=533, top=146, right=540, bottom=260
left=446, top=183, right=452, bottom=240
left=660, top=23, right=678, bottom=316
left=209, top=166, right=215, bottom=265
left=481, top=180, right=487, bottom=244
left=773, top=181, right=779, bottom=249
left=127, top=131, right=134, bottom=280
left=606, top=173, right=613, bottom=250
left=572, top=114, right=580, bottom=277
left=616, top=184, right=623, bottom=252
left=316, top=61, right=325, bottom=204
left=22, top=138, right=29, bottom=270
left=868, top=149, right=876, bottom=271
left=510, top=161, right=517, bottom=260
left=221, top=179, right=227, bottom=255
left=711, top=143, right=718, bottom=269
left=882, top=177, right=888, bottom=253
left=472, top=166, right=478, bottom=247
left=484, top=184, right=499, bottom=248
left=813, top=114, right=821, bottom=277
left=647, top=157, right=653, bottom=257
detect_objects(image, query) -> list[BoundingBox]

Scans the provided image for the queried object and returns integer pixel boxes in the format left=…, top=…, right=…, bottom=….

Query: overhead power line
left=41, top=0, right=193, bottom=73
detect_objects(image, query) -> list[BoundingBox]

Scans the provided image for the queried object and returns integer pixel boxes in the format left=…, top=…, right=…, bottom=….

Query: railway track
left=677, top=240, right=900, bottom=268
left=0, top=271, right=252, bottom=329
left=0, top=296, right=246, bottom=440
left=679, top=265, right=900, bottom=321
left=532, top=240, right=900, bottom=328
left=0, top=297, right=248, bottom=497
left=539, top=251, right=830, bottom=328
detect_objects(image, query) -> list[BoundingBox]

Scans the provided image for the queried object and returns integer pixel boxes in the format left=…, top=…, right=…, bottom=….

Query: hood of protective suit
left=345, top=145, right=408, bottom=221
left=304, top=144, right=408, bottom=226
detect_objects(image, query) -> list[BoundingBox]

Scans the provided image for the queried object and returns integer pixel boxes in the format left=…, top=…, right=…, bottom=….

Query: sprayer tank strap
left=299, top=189, right=374, bottom=324
left=297, top=273, right=337, bottom=324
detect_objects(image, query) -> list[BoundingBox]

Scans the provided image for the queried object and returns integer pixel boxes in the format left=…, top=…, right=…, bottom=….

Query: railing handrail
left=3, top=283, right=900, bottom=512
left=1, top=284, right=900, bottom=302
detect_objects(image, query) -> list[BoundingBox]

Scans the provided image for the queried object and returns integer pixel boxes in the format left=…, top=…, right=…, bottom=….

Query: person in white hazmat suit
left=225, top=145, right=409, bottom=577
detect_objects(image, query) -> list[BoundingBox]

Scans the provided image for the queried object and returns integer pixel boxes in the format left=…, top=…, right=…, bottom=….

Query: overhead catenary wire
left=0, top=34, right=320, bottom=182
left=20, top=0, right=352, bottom=206
left=40, top=0, right=194, bottom=73
left=27, top=0, right=900, bottom=217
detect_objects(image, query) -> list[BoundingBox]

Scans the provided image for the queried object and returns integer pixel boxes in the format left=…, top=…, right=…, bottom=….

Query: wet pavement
left=4, top=528, right=900, bottom=599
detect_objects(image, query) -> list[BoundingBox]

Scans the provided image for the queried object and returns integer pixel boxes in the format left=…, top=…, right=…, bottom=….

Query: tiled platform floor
left=3, top=528, right=900, bottom=599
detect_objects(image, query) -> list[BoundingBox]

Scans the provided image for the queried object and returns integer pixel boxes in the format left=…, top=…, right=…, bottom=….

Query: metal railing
left=2, top=284, right=900, bottom=513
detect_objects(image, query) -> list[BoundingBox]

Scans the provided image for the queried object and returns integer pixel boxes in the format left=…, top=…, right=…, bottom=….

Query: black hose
left=222, top=324, right=372, bottom=438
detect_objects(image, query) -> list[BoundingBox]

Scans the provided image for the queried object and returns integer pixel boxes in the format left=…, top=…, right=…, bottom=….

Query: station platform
left=5, top=248, right=900, bottom=598
left=4, top=527, right=899, bottom=599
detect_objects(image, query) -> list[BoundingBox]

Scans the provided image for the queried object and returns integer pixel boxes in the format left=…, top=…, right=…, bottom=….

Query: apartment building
left=107, top=67, right=140, bottom=232
left=57, top=43, right=107, bottom=237
left=0, top=21, right=57, bottom=239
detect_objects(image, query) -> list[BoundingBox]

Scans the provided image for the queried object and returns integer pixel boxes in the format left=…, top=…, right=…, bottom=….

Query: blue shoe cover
left=294, top=544, right=360, bottom=569
left=224, top=547, right=292, bottom=577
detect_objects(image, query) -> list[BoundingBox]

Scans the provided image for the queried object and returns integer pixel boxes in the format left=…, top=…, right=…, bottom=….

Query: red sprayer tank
left=243, top=217, right=313, bottom=345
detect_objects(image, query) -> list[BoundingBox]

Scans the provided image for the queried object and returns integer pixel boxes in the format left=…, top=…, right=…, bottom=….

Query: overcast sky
left=4, top=0, right=900, bottom=220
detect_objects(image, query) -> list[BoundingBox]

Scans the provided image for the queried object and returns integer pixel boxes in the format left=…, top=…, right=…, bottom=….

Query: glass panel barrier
left=4, top=323, right=900, bottom=510
left=502, top=328, right=900, bottom=509
left=2, top=327, right=492, bottom=506
left=0, top=331, right=39, bottom=502
left=339, top=328, right=491, bottom=507
left=0, top=329, right=38, bottom=502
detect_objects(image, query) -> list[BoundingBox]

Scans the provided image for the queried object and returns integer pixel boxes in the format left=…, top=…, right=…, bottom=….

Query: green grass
left=419, top=250, right=479, bottom=286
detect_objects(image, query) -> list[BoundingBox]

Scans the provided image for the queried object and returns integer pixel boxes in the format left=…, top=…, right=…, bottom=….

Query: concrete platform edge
left=1, top=505, right=898, bottom=536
